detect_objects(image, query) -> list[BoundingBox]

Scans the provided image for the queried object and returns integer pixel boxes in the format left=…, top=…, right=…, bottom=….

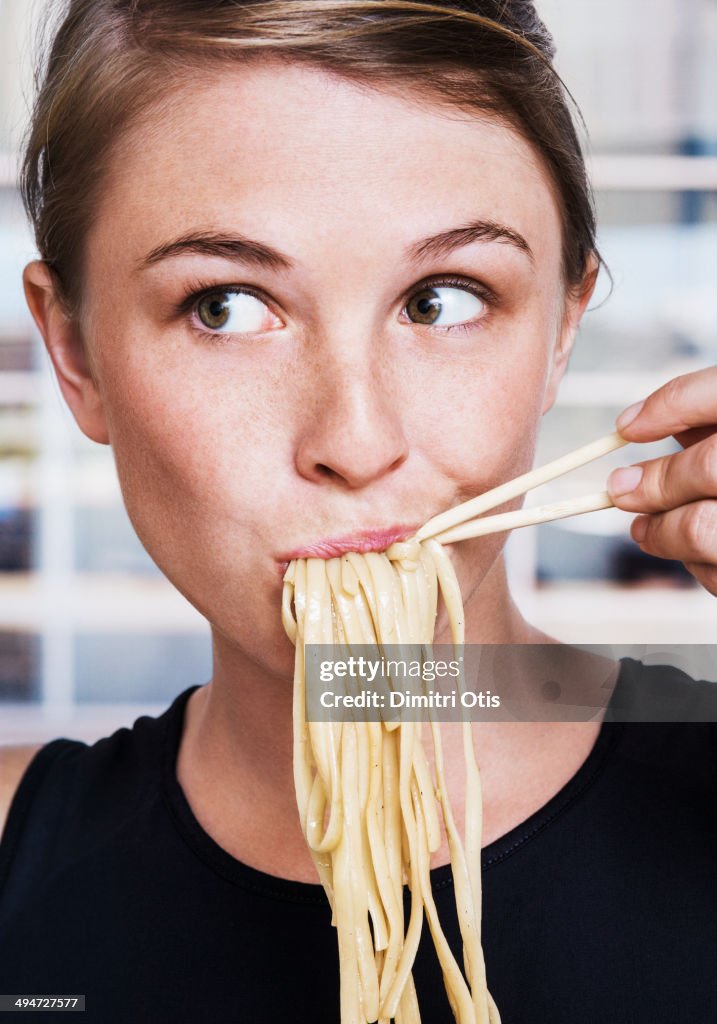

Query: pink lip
left=279, top=523, right=419, bottom=567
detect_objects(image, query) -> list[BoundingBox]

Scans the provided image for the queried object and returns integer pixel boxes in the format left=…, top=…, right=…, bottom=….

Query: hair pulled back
left=21, top=0, right=600, bottom=313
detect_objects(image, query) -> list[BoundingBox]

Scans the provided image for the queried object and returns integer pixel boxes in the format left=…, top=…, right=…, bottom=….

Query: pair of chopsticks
left=416, top=431, right=630, bottom=545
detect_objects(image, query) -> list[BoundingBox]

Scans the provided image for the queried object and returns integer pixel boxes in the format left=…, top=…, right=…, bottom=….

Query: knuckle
left=683, top=503, right=717, bottom=557
left=695, top=436, right=717, bottom=488
left=660, top=374, right=689, bottom=410
left=655, top=374, right=688, bottom=413
left=651, top=455, right=672, bottom=506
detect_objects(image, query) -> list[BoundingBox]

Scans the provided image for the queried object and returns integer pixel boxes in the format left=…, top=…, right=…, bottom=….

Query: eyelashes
left=173, top=273, right=499, bottom=340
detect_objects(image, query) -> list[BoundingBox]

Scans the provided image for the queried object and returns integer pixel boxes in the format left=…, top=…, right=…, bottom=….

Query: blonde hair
left=22, top=0, right=599, bottom=313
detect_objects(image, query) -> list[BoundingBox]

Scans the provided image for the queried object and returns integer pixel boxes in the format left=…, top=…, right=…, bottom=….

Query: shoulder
left=0, top=745, right=44, bottom=840
left=0, top=688, right=197, bottom=849
left=605, top=660, right=717, bottom=800
left=609, top=657, right=717, bottom=724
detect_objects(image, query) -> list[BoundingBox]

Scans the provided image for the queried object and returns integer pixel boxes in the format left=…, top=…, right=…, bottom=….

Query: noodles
left=282, top=538, right=500, bottom=1024
left=280, top=432, right=632, bottom=1020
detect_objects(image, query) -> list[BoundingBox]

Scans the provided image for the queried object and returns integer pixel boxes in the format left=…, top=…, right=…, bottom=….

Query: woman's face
left=45, top=62, right=589, bottom=674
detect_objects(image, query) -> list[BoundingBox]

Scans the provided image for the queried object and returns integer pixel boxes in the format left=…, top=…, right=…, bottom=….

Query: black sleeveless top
left=1, top=659, right=717, bottom=1023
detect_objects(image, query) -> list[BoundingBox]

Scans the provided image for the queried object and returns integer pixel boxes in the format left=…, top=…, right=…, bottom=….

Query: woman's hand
left=607, top=366, right=717, bottom=597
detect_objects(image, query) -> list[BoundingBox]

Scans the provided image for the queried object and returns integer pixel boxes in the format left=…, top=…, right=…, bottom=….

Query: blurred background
left=0, top=0, right=715, bottom=740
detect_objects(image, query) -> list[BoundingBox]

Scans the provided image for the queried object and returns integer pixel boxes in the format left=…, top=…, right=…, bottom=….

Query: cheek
left=410, top=321, right=553, bottom=601
left=405, top=314, right=554, bottom=502
left=93, top=344, right=296, bottom=669
left=92, top=329, right=290, bottom=576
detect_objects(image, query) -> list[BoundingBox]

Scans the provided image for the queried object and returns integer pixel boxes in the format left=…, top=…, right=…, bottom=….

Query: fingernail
left=607, top=465, right=643, bottom=497
left=616, top=400, right=645, bottom=431
left=632, top=515, right=648, bottom=543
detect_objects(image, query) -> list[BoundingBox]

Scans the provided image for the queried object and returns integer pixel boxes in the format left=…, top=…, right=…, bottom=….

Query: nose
left=294, top=355, right=409, bottom=490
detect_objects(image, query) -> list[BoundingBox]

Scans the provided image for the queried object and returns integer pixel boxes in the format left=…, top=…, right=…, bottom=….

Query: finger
left=615, top=366, right=717, bottom=443
left=684, top=562, right=717, bottom=598
left=631, top=500, right=717, bottom=565
left=607, top=433, right=717, bottom=513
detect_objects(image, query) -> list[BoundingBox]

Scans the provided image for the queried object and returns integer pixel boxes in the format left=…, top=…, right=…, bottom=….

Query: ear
left=23, top=261, right=110, bottom=445
left=542, top=254, right=600, bottom=414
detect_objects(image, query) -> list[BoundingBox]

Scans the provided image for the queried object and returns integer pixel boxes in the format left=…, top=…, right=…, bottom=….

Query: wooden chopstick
left=416, top=431, right=630, bottom=543
left=431, top=491, right=614, bottom=544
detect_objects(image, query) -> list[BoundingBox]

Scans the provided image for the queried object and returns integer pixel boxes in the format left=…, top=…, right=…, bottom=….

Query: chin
left=452, top=537, right=506, bottom=595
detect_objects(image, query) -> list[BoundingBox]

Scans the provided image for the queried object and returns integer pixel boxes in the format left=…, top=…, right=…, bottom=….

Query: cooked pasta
left=281, top=432, right=629, bottom=1023
left=282, top=538, right=500, bottom=1024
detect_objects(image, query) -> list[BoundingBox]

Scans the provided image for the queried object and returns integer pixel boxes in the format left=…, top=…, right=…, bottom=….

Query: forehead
left=93, top=61, right=561, bottom=269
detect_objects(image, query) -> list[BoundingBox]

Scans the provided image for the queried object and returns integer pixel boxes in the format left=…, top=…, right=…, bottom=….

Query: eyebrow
left=139, top=231, right=293, bottom=272
left=138, top=218, right=534, bottom=272
left=405, top=218, right=534, bottom=265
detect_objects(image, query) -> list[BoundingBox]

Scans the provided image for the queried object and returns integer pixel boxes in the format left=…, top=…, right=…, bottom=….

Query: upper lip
left=280, top=523, right=419, bottom=560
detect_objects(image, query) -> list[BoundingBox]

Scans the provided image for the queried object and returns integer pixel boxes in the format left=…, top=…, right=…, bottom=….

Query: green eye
left=406, top=285, right=486, bottom=327
left=197, top=293, right=232, bottom=329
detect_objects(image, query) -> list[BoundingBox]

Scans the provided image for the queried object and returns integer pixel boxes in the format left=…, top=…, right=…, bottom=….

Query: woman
left=1, top=1, right=716, bottom=1021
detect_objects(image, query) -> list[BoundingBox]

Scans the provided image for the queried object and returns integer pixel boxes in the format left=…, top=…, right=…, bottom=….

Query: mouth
left=277, top=523, right=419, bottom=575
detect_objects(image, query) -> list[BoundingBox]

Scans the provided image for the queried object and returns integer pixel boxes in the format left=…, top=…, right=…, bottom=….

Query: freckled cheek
left=410, top=330, right=550, bottom=500
left=97, top=357, right=271, bottom=538
left=105, top=403, right=288, bottom=654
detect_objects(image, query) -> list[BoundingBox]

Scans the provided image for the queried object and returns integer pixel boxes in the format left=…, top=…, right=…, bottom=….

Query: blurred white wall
left=537, top=0, right=717, bottom=149
left=0, top=0, right=36, bottom=155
